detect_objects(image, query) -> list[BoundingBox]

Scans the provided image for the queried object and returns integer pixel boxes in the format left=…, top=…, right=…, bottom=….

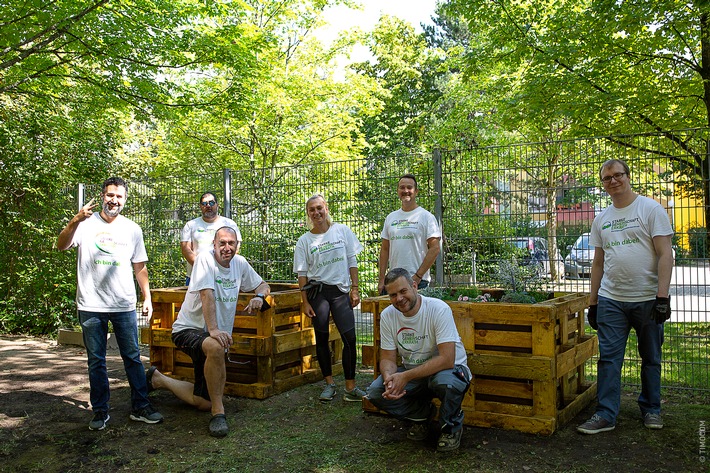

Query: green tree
left=444, top=0, right=710, bottom=238
left=0, top=0, right=263, bottom=333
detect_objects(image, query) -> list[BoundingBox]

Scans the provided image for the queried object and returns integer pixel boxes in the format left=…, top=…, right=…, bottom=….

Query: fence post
left=223, top=169, right=232, bottom=219
left=433, top=148, right=444, bottom=286
left=77, top=183, right=85, bottom=210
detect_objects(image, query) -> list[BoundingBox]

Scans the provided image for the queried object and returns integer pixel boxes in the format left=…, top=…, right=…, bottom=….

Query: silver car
left=564, top=233, right=595, bottom=279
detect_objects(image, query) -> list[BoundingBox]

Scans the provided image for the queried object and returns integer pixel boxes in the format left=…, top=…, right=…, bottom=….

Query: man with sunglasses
left=180, top=192, right=242, bottom=285
left=577, top=159, right=673, bottom=435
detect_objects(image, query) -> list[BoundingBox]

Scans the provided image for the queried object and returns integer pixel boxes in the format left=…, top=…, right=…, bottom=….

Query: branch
left=0, top=0, right=109, bottom=71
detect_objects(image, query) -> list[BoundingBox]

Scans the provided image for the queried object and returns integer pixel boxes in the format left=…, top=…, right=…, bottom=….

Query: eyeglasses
left=601, top=172, right=627, bottom=183
left=200, top=200, right=217, bottom=207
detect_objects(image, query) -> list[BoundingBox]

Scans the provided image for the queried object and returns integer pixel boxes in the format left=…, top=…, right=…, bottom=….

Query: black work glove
left=587, top=304, right=598, bottom=330
left=651, top=296, right=671, bottom=324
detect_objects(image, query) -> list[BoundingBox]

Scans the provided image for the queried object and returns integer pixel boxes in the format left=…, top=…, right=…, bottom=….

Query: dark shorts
left=172, top=329, right=211, bottom=401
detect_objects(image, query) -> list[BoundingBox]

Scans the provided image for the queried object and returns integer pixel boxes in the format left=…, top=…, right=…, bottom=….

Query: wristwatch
left=255, top=293, right=266, bottom=301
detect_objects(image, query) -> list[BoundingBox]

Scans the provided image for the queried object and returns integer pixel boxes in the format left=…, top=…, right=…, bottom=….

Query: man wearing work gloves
left=578, top=159, right=674, bottom=434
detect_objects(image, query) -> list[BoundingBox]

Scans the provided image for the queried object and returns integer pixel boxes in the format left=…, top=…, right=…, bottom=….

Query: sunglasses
left=200, top=200, right=217, bottom=207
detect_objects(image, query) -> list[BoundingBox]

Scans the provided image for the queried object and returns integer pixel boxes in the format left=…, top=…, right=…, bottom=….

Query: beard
left=103, top=202, right=123, bottom=217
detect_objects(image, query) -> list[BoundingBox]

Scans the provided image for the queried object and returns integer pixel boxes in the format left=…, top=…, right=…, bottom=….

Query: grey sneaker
left=643, top=412, right=663, bottom=429
left=130, top=404, right=164, bottom=424
left=89, top=411, right=110, bottom=431
left=437, top=428, right=462, bottom=452
left=407, top=422, right=429, bottom=441
left=577, top=413, right=615, bottom=434
left=343, top=386, right=366, bottom=402
left=319, top=383, right=337, bottom=402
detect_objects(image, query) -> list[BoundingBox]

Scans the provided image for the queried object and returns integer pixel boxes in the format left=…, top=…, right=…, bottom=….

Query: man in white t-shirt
left=378, top=174, right=441, bottom=294
left=57, top=177, right=163, bottom=431
left=148, top=227, right=269, bottom=438
left=367, top=268, right=471, bottom=452
left=577, top=159, right=674, bottom=435
left=180, top=192, right=242, bottom=284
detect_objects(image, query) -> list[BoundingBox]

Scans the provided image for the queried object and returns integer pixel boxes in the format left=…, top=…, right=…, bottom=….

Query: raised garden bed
left=144, top=283, right=343, bottom=399
left=360, top=290, right=597, bottom=435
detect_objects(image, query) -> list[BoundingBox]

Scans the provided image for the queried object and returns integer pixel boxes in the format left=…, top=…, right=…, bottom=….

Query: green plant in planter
left=419, top=286, right=482, bottom=301
left=494, top=257, right=547, bottom=304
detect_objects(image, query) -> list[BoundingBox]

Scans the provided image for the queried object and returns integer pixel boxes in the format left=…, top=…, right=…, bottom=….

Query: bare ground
left=0, top=335, right=707, bottom=473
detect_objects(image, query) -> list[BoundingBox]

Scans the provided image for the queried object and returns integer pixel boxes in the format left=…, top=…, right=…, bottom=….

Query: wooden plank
left=361, top=345, right=375, bottom=367
left=473, top=399, right=534, bottom=417
left=556, top=336, right=598, bottom=377
left=474, top=330, right=532, bottom=349
left=469, top=353, right=554, bottom=381
left=229, top=335, right=272, bottom=356
left=474, top=377, right=533, bottom=399
left=532, top=321, right=556, bottom=358
left=533, top=379, right=558, bottom=417
left=273, top=328, right=316, bottom=353
left=151, top=328, right=175, bottom=347
left=465, top=410, right=556, bottom=436
left=223, top=382, right=273, bottom=399
left=557, top=382, right=597, bottom=427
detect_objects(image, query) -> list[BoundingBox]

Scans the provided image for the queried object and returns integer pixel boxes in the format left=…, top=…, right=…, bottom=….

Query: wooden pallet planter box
left=360, top=291, right=597, bottom=435
left=146, top=283, right=343, bottom=399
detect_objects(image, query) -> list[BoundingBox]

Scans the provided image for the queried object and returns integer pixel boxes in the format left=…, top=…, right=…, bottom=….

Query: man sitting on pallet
left=146, top=226, right=270, bottom=437
left=367, top=268, right=471, bottom=452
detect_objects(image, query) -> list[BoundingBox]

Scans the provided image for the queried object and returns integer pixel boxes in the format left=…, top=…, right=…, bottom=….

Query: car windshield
left=575, top=235, right=593, bottom=250
left=511, top=240, right=529, bottom=250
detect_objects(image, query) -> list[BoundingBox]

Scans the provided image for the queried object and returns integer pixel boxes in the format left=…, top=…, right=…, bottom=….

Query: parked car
left=564, top=233, right=595, bottom=279
left=507, top=237, right=564, bottom=278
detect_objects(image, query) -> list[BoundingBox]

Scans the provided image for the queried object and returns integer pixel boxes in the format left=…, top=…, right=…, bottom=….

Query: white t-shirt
left=180, top=216, right=242, bottom=277
left=590, top=195, right=673, bottom=302
left=172, top=251, right=263, bottom=333
left=381, top=207, right=441, bottom=281
left=293, top=223, right=363, bottom=292
left=70, top=213, right=148, bottom=312
left=380, top=296, right=470, bottom=377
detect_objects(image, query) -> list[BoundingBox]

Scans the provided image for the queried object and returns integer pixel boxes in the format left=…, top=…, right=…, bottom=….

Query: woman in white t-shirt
left=293, top=194, right=366, bottom=403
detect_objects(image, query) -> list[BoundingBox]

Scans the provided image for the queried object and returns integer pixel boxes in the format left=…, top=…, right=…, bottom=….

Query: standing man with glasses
left=577, top=159, right=674, bottom=435
left=57, top=177, right=163, bottom=431
left=181, top=192, right=242, bottom=285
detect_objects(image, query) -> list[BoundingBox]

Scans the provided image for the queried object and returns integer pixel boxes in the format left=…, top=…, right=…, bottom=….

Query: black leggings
left=310, top=284, right=357, bottom=380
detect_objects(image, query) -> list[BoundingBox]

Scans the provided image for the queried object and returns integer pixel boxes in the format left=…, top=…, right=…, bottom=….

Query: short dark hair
left=398, top=174, right=418, bottom=189
left=599, top=159, right=630, bottom=180
left=200, top=192, right=217, bottom=204
left=214, top=226, right=237, bottom=241
left=102, top=177, right=127, bottom=194
left=384, top=267, right=414, bottom=287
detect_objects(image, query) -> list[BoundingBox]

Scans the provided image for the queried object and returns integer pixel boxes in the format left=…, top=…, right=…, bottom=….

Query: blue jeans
left=79, top=310, right=150, bottom=413
left=367, top=366, right=470, bottom=434
left=595, top=296, right=664, bottom=423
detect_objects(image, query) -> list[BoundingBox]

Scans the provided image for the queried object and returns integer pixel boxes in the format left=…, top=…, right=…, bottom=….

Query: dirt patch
left=0, top=335, right=707, bottom=473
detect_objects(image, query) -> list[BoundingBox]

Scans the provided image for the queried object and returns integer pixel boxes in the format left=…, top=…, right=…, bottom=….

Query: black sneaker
left=407, top=422, right=429, bottom=441
left=130, top=404, right=164, bottom=424
left=89, top=411, right=110, bottom=431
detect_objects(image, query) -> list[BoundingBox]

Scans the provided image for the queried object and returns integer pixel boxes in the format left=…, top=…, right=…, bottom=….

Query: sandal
left=209, top=414, right=229, bottom=438
left=145, top=366, right=157, bottom=393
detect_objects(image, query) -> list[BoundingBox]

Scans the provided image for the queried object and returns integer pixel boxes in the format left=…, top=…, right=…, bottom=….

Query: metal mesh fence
left=438, top=131, right=710, bottom=392
left=72, top=130, right=709, bottom=392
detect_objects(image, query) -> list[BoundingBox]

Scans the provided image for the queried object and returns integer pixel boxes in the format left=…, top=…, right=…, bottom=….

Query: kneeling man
left=147, top=227, right=269, bottom=437
left=367, top=268, right=471, bottom=452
